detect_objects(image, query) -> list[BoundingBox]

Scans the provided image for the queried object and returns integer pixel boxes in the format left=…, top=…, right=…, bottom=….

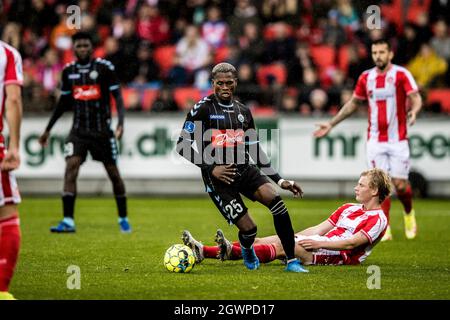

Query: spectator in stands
left=49, top=5, right=77, bottom=51
left=408, top=43, right=448, bottom=88
left=228, top=0, right=262, bottom=42
left=278, top=88, right=299, bottom=113
left=324, top=9, right=347, bottom=48
left=80, top=13, right=100, bottom=47
left=234, top=62, right=261, bottom=106
left=334, top=0, right=360, bottom=32
left=104, top=36, right=123, bottom=80
left=201, top=5, right=229, bottom=49
left=287, top=43, right=316, bottom=87
left=151, top=86, right=180, bottom=112
left=260, top=0, right=299, bottom=25
left=35, top=47, right=62, bottom=94
left=395, top=23, right=422, bottom=66
left=136, top=3, right=171, bottom=46
left=174, top=25, right=211, bottom=84
left=327, top=69, right=346, bottom=108
left=130, top=41, right=160, bottom=86
left=239, top=21, right=265, bottom=64
left=299, top=67, right=320, bottom=106
left=309, top=88, right=329, bottom=116
left=415, top=12, right=433, bottom=45
left=125, top=89, right=143, bottom=113
left=346, top=45, right=370, bottom=85
left=263, top=22, right=296, bottom=64
left=28, top=0, right=59, bottom=35
left=118, top=18, right=140, bottom=83
left=431, top=20, right=450, bottom=61
left=171, top=17, right=189, bottom=44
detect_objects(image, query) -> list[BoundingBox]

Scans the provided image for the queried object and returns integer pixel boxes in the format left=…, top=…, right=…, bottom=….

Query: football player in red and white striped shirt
left=314, top=39, right=423, bottom=241
left=184, top=168, right=391, bottom=266
left=0, top=39, right=23, bottom=300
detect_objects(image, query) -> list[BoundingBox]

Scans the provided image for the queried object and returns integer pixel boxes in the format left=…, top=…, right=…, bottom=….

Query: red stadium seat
left=256, top=63, right=287, bottom=87
left=121, top=87, right=141, bottom=110
left=142, top=88, right=160, bottom=111
left=427, top=89, right=450, bottom=113
left=173, top=87, right=202, bottom=110
left=154, top=45, right=177, bottom=77
left=214, top=46, right=230, bottom=64
left=310, top=45, right=335, bottom=71
left=252, top=106, right=276, bottom=117
left=263, top=23, right=294, bottom=40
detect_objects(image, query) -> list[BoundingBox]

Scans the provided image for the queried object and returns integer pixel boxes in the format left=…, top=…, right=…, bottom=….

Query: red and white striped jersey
left=0, top=41, right=23, bottom=138
left=326, top=203, right=387, bottom=264
left=353, top=64, right=418, bottom=142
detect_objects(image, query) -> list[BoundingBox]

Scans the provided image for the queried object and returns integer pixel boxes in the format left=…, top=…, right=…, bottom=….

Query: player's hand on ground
left=0, top=148, right=20, bottom=171
left=408, top=111, right=417, bottom=126
left=297, top=239, right=321, bottom=251
left=115, top=125, right=123, bottom=140
left=280, top=180, right=303, bottom=198
left=212, top=164, right=237, bottom=185
left=313, top=122, right=332, bottom=138
left=38, top=131, right=50, bottom=147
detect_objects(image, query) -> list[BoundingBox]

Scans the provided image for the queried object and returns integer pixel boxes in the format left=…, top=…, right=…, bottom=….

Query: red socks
left=381, top=196, right=391, bottom=222
left=203, top=243, right=277, bottom=263
left=0, top=214, right=21, bottom=292
left=397, top=184, right=413, bottom=214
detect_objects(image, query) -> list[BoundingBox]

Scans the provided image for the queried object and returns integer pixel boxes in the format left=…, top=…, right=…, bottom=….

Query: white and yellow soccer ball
left=164, top=244, right=196, bottom=273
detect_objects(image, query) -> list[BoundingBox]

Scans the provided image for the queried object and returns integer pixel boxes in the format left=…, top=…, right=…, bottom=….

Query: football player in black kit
left=39, top=32, right=131, bottom=233
left=177, top=63, right=308, bottom=272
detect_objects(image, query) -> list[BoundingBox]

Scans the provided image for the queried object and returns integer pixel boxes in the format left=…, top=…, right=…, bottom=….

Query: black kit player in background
left=39, top=32, right=131, bottom=233
left=177, top=63, right=308, bottom=272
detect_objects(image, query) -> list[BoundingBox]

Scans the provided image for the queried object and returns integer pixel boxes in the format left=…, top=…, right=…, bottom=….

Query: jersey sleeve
left=359, top=213, right=387, bottom=244
left=105, top=63, right=120, bottom=91
left=60, top=68, right=72, bottom=95
left=176, top=97, right=214, bottom=171
left=4, top=46, right=23, bottom=86
left=353, top=72, right=368, bottom=100
left=399, top=69, right=419, bottom=96
left=327, top=203, right=353, bottom=226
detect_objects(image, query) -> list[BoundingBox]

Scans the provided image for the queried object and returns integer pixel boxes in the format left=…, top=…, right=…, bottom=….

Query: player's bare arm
left=1, top=84, right=22, bottom=171
left=39, top=93, right=71, bottom=147
left=407, top=91, right=423, bottom=126
left=279, top=180, right=303, bottom=198
left=314, top=96, right=364, bottom=138
left=111, top=88, right=125, bottom=140
left=296, top=220, right=334, bottom=237
left=298, top=231, right=368, bottom=251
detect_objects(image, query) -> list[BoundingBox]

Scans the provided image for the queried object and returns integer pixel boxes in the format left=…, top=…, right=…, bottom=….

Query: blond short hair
left=360, top=168, right=392, bottom=203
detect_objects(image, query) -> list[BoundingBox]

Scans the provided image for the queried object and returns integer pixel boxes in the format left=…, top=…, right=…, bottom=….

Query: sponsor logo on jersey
left=211, top=129, right=244, bottom=148
left=210, top=114, right=225, bottom=120
left=183, top=121, right=196, bottom=133
left=73, top=84, right=101, bottom=101
left=68, top=74, right=81, bottom=79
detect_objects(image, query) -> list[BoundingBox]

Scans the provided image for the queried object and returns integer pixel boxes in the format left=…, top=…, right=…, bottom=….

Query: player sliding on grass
left=177, top=63, right=307, bottom=273
left=183, top=168, right=390, bottom=266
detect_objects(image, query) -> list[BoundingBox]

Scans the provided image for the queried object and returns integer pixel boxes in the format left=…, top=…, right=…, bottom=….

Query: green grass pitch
left=10, top=197, right=450, bottom=300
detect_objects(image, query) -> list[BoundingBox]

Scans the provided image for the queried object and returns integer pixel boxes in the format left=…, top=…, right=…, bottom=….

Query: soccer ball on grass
left=164, top=244, right=196, bottom=273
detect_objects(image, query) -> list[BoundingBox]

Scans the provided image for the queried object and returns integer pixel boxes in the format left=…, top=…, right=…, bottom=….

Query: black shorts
left=202, top=165, right=270, bottom=225
left=64, top=132, right=118, bottom=165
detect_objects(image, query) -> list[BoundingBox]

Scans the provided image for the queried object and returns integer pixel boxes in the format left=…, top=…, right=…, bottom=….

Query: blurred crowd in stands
left=1, top=0, right=450, bottom=116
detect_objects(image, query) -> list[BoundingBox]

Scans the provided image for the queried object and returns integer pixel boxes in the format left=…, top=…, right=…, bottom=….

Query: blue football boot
left=285, top=259, right=309, bottom=273
left=50, top=218, right=76, bottom=233
left=241, top=245, right=260, bottom=270
left=119, top=217, right=132, bottom=233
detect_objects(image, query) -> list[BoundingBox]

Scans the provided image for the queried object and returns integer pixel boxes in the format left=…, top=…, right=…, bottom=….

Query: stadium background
left=1, top=0, right=449, bottom=198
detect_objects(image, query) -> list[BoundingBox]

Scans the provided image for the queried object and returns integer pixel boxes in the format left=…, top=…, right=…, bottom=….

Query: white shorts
left=366, top=140, right=410, bottom=179
left=0, top=170, right=21, bottom=207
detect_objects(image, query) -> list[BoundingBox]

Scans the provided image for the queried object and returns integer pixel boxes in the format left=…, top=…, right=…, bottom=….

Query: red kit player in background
left=314, top=39, right=423, bottom=241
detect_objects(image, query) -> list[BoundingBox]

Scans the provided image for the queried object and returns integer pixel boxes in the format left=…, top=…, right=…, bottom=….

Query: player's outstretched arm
left=0, top=84, right=22, bottom=171
left=297, top=220, right=334, bottom=237
left=313, top=96, right=363, bottom=138
left=298, top=231, right=368, bottom=251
